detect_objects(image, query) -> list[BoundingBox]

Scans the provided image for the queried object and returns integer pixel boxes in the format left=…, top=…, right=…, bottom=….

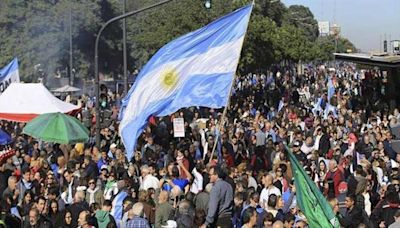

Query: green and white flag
left=286, top=145, right=340, bottom=228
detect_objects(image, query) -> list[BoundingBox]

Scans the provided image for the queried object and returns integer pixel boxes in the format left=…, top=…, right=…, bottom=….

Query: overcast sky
left=281, top=0, right=400, bottom=52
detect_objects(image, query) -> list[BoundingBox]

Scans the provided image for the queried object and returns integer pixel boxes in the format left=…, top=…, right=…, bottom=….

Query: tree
left=312, top=35, right=356, bottom=61
left=0, top=0, right=102, bottom=81
left=283, top=5, right=319, bottom=41
left=125, top=0, right=234, bottom=69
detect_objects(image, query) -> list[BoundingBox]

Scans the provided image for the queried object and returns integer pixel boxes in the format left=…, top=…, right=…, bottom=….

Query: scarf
left=87, top=187, right=99, bottom=205
left=105, top=180, right=116, bottom=191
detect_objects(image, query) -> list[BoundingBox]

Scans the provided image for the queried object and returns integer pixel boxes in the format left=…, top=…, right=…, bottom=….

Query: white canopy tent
left=0, top=83, right=80, bottom=122
left=52, top=85, right=81, bottom=93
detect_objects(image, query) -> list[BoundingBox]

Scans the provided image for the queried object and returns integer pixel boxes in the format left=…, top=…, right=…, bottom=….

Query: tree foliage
left=0, top=0, right=356, bottom=81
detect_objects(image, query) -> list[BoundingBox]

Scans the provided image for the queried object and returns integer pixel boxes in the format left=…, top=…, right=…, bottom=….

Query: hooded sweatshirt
left=95, top=210, right=111, bottom=228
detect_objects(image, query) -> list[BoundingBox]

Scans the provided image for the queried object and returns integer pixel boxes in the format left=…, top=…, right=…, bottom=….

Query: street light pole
left=94, top=0, right=173, bottom=149
left=123, top=0, right=128, bottom=95
left=69, top=5, right=73, bottom=86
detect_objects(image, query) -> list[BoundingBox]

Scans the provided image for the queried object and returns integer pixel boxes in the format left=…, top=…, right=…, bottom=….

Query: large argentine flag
left=120, top=4, right=253, bottom=159
left=0, top=58, right=20, bottom=94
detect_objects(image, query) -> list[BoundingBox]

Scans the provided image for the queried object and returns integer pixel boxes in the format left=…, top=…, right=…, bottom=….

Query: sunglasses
left=89, top=182, right=95, bottom=185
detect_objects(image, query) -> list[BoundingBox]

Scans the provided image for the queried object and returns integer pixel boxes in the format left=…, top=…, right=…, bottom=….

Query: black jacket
left=318, top=134, right=330, bottom=156
left=338, top=206, right=364, bottom=228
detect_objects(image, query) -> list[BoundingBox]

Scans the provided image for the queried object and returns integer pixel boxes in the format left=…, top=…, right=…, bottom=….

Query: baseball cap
left=338, top=182, right=348, bottom=192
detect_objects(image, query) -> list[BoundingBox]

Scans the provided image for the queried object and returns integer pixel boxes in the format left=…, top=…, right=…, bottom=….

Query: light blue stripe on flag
left=327, top=77, right=335, bottom=102
left=0, top=58, right=18, bottom=79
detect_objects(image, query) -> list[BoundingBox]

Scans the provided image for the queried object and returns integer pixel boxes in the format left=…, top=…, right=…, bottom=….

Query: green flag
left=285, top=145, right=339, bottom=228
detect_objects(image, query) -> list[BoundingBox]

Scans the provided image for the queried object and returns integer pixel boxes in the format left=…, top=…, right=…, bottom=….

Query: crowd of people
left=0, top=63, right=400, bottom=228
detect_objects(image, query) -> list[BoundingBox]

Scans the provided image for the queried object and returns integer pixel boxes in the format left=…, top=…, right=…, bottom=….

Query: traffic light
left=204, top=0, right=211, bottom=9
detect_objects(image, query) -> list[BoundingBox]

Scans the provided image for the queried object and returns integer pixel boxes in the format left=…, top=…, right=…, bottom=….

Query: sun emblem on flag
left=161, top=68, right=178, bottom=90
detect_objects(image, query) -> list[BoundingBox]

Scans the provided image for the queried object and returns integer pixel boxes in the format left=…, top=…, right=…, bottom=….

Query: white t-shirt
left=300, top=143, right=314, bottom=155
left=260, top=186, right=281, bottom=209
left=248, top=176, right=258, bottom=190
left=190, top=168, right=203, bottom=194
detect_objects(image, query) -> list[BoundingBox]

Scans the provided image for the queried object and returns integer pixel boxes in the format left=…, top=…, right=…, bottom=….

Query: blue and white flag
left=327, top=77, right=335, bottom=102
left=119, top=5, right=253, bottom=159
left=0, top=58, right=20, bottom=94
left=324, top=103, right=338, bottom=119
left=278, top=99, right=284, bottom=112
left=312, top=97, right=323, bottom=116
left=111, top=190, right=128, bottom=228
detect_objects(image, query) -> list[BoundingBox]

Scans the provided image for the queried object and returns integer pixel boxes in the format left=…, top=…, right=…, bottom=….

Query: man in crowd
left=201, top=166, right=233, bottom=228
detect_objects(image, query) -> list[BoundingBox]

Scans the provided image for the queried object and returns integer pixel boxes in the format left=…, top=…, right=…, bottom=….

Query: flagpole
left=208, top=4, right=253, bottom=164
left=208, top=75, right=236, bottom=164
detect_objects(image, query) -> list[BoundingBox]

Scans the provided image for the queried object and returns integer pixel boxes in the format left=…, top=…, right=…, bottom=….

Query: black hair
left=234, top=192, right=245, bottom=201
left=37, top=196, right=46, bottom=203
left=268, top=194, right=278, bottom=208
left=103, top=200, right=112, bottom=207
left=22, top=166, right=30, bottom=174
left=279, top=163, right=288, bottom=174
left=263, top=212, right=275, bottom=223
left=386, top=184, right=400, bottom=204
left=171, top=166, right=180, bottom=178
left=250, top=192, right=260, bottom=202
left=90, top=203, right=100, bottom=213
left=283, top=213, right=295, bottom=223
left=213, top=165, right=227, bottom=179
left=346, top=194, right=356, bottom=203
left=48, top=188, right=59, bottom=197
left=242, top=207, right=256, bottom=225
